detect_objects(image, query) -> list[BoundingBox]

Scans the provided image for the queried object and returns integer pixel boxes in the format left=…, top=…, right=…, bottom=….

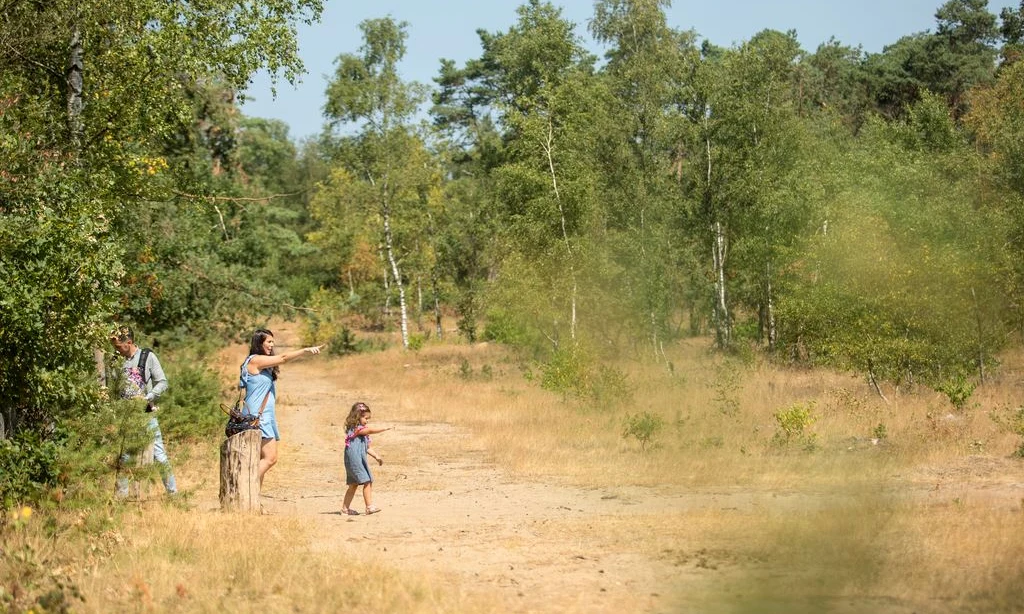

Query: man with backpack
left=110, top=325, right=178, bottom=496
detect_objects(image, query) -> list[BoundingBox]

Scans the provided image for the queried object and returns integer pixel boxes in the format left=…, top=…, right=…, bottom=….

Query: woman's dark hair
left=249, top=328, right=279, bottom=380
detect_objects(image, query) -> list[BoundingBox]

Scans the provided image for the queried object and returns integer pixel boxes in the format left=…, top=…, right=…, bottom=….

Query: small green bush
left=538, top=348, right=631, bottom=409
left=328, top=327, right=360, bottom=355
left=622, top=412, right=664, bottom=451
left=873, top=423, right=888, bottom=441
left=62, top=399, right=154, bottom=502
left=457, top=359, right=494, bottom=382
left=482, top=309, right=529, bottom=346
left=458, top=358, right=473, bottom=380
left=773, top=402, right=818, bottom=450
left=540, top=347, right=590, bottom=399
left=935, top=375, right=976, bottom=411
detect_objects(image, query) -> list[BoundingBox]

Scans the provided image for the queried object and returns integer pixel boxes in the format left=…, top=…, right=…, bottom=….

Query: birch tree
left=590, top=0, right=700, bottom=358
left=321, top=17, right=432, bottom=349
left=488, top=0, right=602, bottom=349
left=678, top=31, right=813, bottom=350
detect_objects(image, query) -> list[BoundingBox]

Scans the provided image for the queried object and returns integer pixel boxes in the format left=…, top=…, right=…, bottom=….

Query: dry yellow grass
left=2, top=480, right=486, bottom=613
left=326, top=332, right=1024, bottom=489
left=315, top=329, right=1024, bottom=611
left=68, top=507, right=480, bottom=613
left=4, top=324, right=1024, bottom=612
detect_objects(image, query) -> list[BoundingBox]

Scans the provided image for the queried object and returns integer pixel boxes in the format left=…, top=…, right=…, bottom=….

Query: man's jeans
left=116, top=416, right=177, bottom=496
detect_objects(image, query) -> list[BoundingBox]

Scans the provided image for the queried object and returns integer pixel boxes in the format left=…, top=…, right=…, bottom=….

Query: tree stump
left=219, top=429, right=261, bottom=512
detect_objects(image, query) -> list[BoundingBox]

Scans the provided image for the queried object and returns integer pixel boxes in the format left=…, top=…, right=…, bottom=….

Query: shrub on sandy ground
left=622, top=411, right=664, bottom=451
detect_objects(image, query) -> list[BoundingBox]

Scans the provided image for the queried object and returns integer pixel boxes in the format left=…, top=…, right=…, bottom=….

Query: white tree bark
left=542, top=118, right=577, bottom=343
left=379, top=246, right=391, bottom=318
left=712, top=220, right=731, bottom=348
left=382, top=200, right=410, bottom=349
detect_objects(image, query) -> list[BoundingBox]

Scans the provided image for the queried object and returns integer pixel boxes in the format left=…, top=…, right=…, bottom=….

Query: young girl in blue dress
left=342, top=402, right=393, bottom=515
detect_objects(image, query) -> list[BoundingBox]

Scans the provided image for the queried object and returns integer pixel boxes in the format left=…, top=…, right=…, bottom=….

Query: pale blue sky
left=239, top=0, right=1018, bottom=140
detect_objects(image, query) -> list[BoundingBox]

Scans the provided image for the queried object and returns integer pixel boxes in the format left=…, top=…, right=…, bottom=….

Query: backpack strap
left=138, top=348, right=152, bottom=384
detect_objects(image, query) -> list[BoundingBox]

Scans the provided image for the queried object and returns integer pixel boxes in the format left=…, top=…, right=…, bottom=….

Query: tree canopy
left=4, top=0, right=1024, bottom=501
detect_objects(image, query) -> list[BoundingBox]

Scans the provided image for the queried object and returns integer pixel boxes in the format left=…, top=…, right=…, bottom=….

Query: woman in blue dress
left=241, top=329, right=324, bottom=487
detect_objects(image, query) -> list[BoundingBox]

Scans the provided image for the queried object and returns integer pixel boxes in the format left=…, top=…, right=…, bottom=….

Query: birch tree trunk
left=379, top=247, right=391, bottom=318
left=705, top=124, right=731, bottom=349
left=431, top=271, right=443, bottom=339
left=382, top=201, right=410, bottom=349
left=542, top=118, right=577, bottom=343
left=712, top=219, right=731, bottom=348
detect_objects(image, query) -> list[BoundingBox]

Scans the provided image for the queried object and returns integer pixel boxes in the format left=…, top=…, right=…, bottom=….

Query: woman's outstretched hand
left=305, top=344, right=326, bottom=354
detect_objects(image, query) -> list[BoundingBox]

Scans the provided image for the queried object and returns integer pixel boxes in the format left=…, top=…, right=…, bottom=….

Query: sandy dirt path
left=199, top=326, right=736, bottom=613
left=195, top=326, right=1024, bottom=613
left=251, top=361, right=686, bottom=612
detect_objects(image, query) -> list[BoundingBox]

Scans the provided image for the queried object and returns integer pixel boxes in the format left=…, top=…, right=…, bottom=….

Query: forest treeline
left=2, top=0, right=1024, bottom=504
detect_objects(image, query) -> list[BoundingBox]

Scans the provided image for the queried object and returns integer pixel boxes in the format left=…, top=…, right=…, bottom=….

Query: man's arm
left=145, top=352, right=169, bottom=401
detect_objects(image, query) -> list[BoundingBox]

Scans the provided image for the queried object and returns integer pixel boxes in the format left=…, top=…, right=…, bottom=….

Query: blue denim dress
left=240, top=356, right=278, bottom=440
left=344, top=427, right=373, bottom=485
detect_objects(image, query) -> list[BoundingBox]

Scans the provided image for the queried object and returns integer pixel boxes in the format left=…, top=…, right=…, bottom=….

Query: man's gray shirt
left=123, top=348, right=168, bottom=402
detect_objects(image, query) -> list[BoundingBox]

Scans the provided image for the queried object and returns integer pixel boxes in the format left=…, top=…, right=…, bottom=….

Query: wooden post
left=219, top=430, right=261, bottom=512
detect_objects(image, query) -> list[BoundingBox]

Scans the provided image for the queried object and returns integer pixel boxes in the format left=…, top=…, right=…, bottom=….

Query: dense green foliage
left=0, top=0, right=322, bottom=503
left=3, top=0, right=1024, bottom=505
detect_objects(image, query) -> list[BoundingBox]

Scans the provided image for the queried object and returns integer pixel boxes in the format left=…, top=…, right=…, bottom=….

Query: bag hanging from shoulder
left=221, top=387, right=270, bottom=438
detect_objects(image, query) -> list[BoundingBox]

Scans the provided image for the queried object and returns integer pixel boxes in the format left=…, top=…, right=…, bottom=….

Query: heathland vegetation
left=3, top=0, right=1024, bottom=611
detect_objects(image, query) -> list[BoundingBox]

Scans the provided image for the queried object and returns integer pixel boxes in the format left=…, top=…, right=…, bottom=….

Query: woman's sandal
left=366, top=506, right=381, bottom=515
left=342, top=508, right=360, bottom=516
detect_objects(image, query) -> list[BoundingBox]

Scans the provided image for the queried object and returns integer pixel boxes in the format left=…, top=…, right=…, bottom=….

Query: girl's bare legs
left=362, top=482, right=374, bottom=511
left=342, top=484, right=358, bottom=512
left=258, top=438, right=278, bottom=488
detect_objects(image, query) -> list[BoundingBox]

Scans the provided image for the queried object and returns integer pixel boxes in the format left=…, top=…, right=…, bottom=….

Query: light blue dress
left=240, top=355, right=278, bottom=440
left=344, top=427, right=373, bottom=485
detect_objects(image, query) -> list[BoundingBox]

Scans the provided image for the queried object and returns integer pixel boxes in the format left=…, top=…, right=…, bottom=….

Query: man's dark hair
left=113, top=325, right=134, bottom=343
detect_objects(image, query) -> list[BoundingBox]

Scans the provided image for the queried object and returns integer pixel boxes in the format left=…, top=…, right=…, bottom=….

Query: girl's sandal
left=342, top=508, right=360, bottom=516
left=366, top=506, right=381, bottom=515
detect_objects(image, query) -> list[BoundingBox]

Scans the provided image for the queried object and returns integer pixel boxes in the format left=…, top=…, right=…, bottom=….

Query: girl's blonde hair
left=344, top=402, right=370, bottom=431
